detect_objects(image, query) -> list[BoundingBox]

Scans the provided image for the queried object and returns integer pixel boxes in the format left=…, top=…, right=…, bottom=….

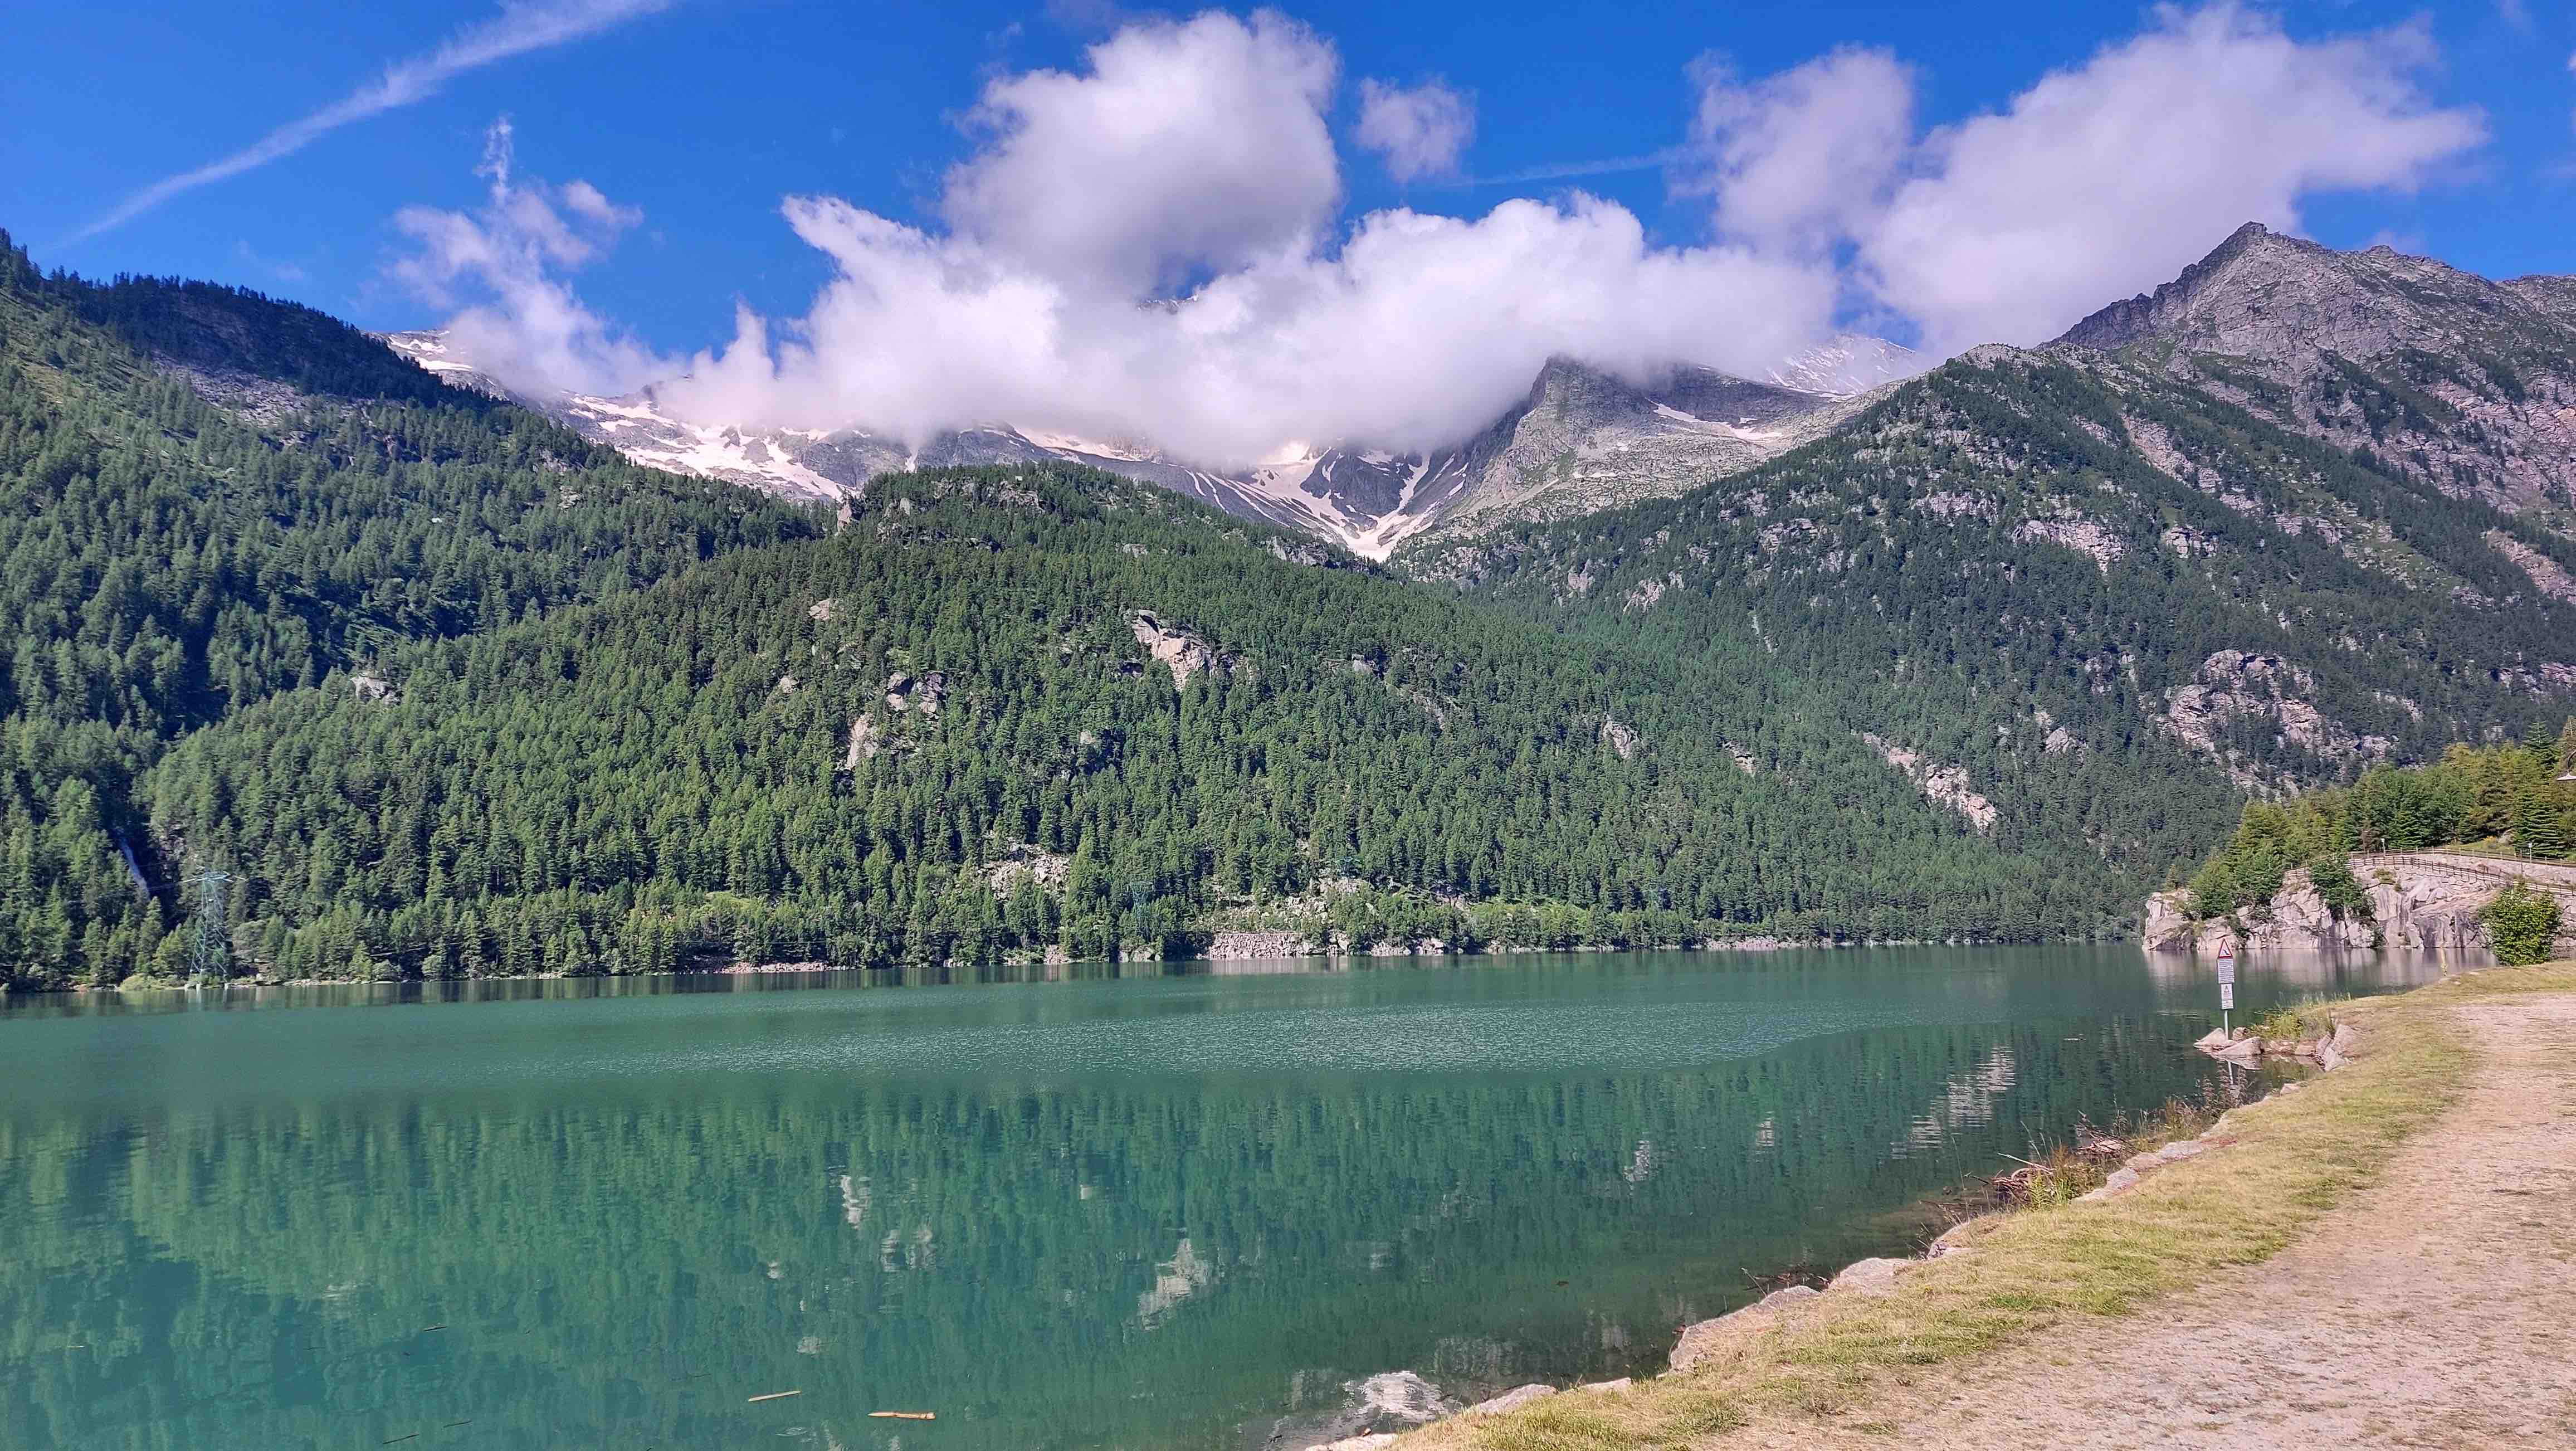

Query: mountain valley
left=4, top=222, right=2574, bottom=988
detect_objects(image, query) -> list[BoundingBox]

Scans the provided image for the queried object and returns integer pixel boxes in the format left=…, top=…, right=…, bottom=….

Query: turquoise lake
left=0, top=946, right=2456, bottom=1449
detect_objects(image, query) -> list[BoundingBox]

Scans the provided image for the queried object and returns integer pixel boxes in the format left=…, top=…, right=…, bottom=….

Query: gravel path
left=1730, top=994, right=2576, bottom=1449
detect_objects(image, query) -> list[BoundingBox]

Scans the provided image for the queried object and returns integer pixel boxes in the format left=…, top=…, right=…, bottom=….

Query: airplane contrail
left=57, top=0, right=674, bottom=249
left=1446, top=147, right=1695, bottom=188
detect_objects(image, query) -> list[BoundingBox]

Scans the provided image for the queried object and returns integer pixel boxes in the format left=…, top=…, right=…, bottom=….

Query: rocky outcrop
left=1458, top=1385, right=1556, bottom=1418
left=1665, top=1257, right=1912, bottom=1377
left=1284, top=1380, right=1568, bottom=1450
left=2191, top=1019, right=2362, bottom=1069
left=1598, top=717, right=1640, bottom=761
left=2145, top=853, right=2576, bottom=955
left=2494, top=661, right=2576, bottom=694
left=884, top=670, right=947, bottom=715
left=2154, top=650, right=2388, bottom=792
left=1128, top=611, right=1225, bottom=688
left=1669, top=1285, right=1824, bottom=1374
left=2484, top=530, right=2576, bottom=604
left=2011, top=514, right=2126, bottom=571
left=983, top=846, right=1070, bottom=895
left=1207, top=929, right=1324, bottom=960
left=168, top=362, right=318, bottom=427
left=842, top=715, right=883, bottom=769
left=1270, top=1371, right=1457, bottom=1449
left=2140, top=888, right=2206, bottom=953
left=1861, top=734, right=1998, bottom=831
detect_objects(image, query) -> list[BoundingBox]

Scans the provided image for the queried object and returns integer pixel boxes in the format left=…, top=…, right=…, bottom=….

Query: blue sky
left=7, top=1, right=2575, bottom=457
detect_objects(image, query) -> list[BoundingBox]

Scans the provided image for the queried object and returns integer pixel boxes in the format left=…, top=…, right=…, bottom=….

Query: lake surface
left=0, top=946, right=2457, bottom=1450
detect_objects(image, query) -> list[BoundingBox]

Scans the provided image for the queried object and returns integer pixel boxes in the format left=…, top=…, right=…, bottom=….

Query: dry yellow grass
left=1396, top=962, right=2576, bottom=1451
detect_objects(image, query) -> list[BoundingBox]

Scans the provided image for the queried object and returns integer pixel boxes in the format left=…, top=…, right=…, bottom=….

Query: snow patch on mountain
left=377, top=328, right=1915, bottom=559
left=1768, top=334, right=1926, bottom=397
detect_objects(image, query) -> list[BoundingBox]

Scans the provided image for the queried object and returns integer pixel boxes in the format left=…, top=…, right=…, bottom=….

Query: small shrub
left=2252, top=1005, right=2306, bottom=1042
left=2481, top=882, right=2564, bottom=966
left=2253, top=994, right=2344, bottom=1042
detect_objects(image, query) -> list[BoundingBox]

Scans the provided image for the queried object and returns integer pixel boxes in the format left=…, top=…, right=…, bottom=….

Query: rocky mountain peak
left=2048, top=220, right=2545, bottom=367
left=2043, top=222, right=2576, bottom=519
left=1523, top=355, right=1660, bottom=422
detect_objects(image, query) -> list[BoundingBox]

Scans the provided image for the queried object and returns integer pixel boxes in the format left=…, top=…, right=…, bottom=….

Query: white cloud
left=1874, top=8, right=2481, bottom=350
left=643, top=8, right=1831, bottom=465
left=1693, top=4, right=2485, bottom=352
left=1684, top=47, right=1915, bottom=255
left=61, top=0, right=670, bottom=249
left=1357, top=77, right=1476, bottom=183
left=665, top=192, right=1827, bottom=466
left=411, top=3, right=2492, bottom=468
left=943, top=11, right=1340, bottom=293
left=389, top=119, right=661, bottom=398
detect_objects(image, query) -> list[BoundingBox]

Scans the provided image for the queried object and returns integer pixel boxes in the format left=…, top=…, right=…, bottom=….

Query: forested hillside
left=138, top=465, right=2104, bottom=985
left=1413, top=333, right=2576, bottom=907
left=0, top=233, right=819, bottom=988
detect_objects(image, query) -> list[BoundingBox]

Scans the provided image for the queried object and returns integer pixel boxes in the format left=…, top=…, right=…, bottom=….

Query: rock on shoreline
left=2144, top=853, right=2576, bottom=956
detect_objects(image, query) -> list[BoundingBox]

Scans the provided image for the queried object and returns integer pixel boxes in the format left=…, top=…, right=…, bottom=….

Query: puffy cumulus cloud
left=941, top=10, right=1340, bottom=293
left=1683, top=47, right=1914, bottom=255
left=1357, top=77, right=1476, bottom=183
left=1867, top=7, right=2484, bottom=349
left=667, top=192, right=1828, bottom=465
left=412, top=3, right=2490, bottom=464
left=650, top=10, right=1832, bottom=465
left=1694, top=4, right=2486, bottom=352
left=389, top=119, right=663, bottom=397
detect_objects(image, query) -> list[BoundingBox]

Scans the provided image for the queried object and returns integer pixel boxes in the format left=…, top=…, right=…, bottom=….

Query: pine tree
left=2515, top=783, right=2572, bottom=860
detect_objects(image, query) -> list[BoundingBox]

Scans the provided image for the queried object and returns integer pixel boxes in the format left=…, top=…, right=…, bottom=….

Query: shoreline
left=1291, top=1024, right=2313, bottom=1449
left=12, top=934, right=2029, bottom=998
left=1379, top=961, right=2574, bottom=1449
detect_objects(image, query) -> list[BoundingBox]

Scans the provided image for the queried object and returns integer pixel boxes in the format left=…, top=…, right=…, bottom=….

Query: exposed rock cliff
left=1861, top=733, right=1998, bottom=831
left=2154, top=650, right=2389, bottom=792
left=2054, top=222, right=2576, bottom=520
left=1128, top=610, right=1228, bottom=688
left=2144, top=853, right=2576, bottom=955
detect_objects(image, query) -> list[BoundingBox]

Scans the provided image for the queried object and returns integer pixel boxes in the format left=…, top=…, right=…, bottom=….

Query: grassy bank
left=1403, top=962, right=2576, bottom=1450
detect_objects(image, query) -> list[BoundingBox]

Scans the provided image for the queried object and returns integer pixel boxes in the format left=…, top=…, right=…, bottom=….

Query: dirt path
left=1733, top=994, right=2576, bottom=1449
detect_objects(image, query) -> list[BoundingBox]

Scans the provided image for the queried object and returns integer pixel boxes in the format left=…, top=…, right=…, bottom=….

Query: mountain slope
left=139, top=464, right=2106, bottom=982
left=1413, top=231, right=2576, bottom=903
left=384, top=329, right=1911, bottom=558
left=0, top=233, right=819, bottom=990
left=2056, top=222, right=2576, bottom=525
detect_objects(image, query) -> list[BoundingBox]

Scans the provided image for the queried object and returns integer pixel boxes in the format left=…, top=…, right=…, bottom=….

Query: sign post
left=2216, top=941, right=2237, bottom=1036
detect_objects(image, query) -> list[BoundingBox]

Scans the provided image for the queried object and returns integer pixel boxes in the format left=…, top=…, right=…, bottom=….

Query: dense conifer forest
left=139, top=466, right=2107, bottom=985
left=0, top=234, right=818, bottom=987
